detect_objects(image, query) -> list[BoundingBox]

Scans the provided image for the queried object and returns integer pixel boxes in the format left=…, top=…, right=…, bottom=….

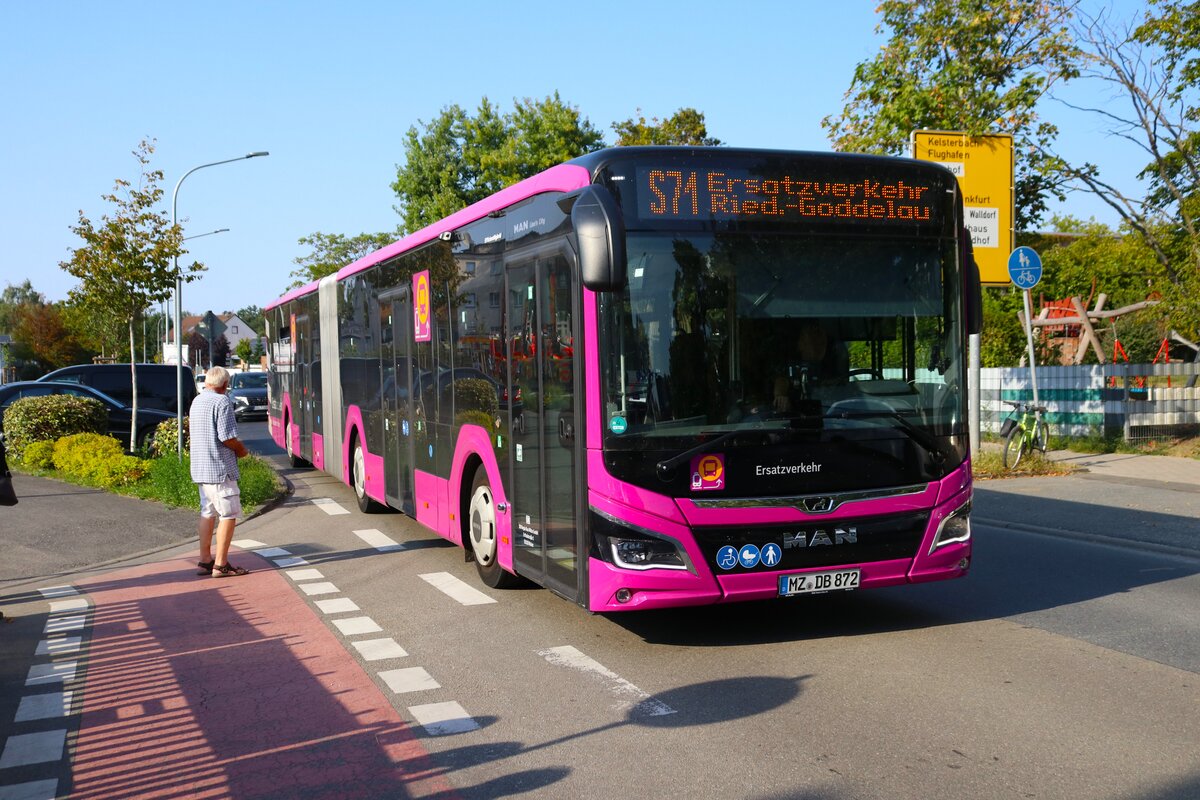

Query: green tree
left=235, top=336, right=253, bottom=367
left=59, top=139, right=202, bottom=449
left=234, top=304, right=265, bottom=336
left=391, top=93, right=604, bottom=234
left=822, top=0, right=1080, bottom=229
left=12, top=302, right=90, bottom=373
left=1047, top=2, right=1200, bottom=338
left=290, top=231, right=395, bottom=286
left=612, top=107, right=721, bottom=146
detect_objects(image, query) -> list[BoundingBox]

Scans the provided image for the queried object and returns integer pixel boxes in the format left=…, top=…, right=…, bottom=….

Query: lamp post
left=173, top=152, right=268, bottom=455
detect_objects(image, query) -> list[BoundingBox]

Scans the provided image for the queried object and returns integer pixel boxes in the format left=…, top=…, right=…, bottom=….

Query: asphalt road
left=2, top=424, right=1198, bottom=799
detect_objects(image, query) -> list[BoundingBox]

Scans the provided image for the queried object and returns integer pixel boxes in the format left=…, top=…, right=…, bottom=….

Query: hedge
left=3, top=395, right=107, bottom=460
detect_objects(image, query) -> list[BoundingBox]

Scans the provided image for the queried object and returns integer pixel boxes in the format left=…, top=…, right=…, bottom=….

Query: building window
left=489, top=292, right=500, bottom=308
left=463, top=293, right=476, bottom=308
left=489, top=260, right=502, bottom=275
left=231, top=325, right=238, bottom=334
left=465, top=261, right=476, bottom=275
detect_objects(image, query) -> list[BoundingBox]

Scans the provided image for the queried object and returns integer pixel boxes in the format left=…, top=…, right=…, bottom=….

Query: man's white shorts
left=199, top=478, right=242, bottom=520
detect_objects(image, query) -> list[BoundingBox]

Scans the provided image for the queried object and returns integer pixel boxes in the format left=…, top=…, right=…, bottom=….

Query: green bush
left=452, top=378, right=499, bottom=416
left=21, top=440, right=56, bottom=470
left=455, top=409, right=498, bottom=431
left=150, top=417, right=189, bottom=458
left=3, top=395, right=107, bottom=460
left=147, top=454, right=200, bottom=508
left=52, top=433, right=149, bottom=488
left=238, top=455, right=284, bottom=509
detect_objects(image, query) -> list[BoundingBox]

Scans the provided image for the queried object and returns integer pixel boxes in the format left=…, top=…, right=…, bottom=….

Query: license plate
left=779, top=569, right=860, bottom=596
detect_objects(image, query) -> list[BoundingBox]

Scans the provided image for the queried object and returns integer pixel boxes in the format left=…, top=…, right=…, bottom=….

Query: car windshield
left=598, top=231, right=966, bottom=454
left=231, top=373, right=268, bottom=389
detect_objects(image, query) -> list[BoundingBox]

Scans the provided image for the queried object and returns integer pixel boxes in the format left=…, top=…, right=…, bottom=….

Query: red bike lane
left=63, top=553, right=458, bottom=800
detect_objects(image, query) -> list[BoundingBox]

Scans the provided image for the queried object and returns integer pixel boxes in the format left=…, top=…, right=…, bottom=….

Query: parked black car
left=228, top=371, right=268, bottom=421
left=0, top=381, right=174, bottom=451
left=37, top=363, right=195, bottom=414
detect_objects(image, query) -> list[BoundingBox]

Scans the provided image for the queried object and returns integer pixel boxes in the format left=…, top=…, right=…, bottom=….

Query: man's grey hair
left=204, top=366, right=230, bottom=388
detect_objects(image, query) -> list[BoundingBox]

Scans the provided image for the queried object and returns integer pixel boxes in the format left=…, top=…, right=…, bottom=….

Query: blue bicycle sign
left=1008, top=247, right=1043, bottom=290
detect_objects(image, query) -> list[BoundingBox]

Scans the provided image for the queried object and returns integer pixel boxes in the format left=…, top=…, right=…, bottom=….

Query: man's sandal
left=211, top=563, right=250, bottom=578
left=197, top=560, right=215, bottom=576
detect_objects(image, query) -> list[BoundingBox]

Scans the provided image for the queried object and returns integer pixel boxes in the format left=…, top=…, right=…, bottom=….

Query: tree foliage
left=59, top=140, right=200, bottom=448
left=290, top=231, right=395, bottom=286
left=1046, top=1, right=1200, bottom=338
left=612, top=108, right=722, bottom=146
left=390, top=93, right=604, bottom=234
left=11, top=302, right=90, bottom=372
left=822, top=0, right=1080, bottom=229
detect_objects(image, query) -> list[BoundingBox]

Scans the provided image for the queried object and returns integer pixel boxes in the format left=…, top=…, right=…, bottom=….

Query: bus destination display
left=636, top=166, right=940, bottom=225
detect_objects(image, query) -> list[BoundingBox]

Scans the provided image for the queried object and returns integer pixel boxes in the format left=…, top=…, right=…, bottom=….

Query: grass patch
left=16, top=453, right=286, bottom=516
left=972, top=448, right=1077, bottom=480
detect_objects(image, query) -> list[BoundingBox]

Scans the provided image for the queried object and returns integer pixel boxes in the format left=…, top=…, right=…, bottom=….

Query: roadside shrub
left=52, top=433, right=149, bottom=488
left=3, top=395, right=107, bottom=460
left=452, top=378, right=498, bottom=416
left=238, top=455, right=284, bottom=509
left=147, top=453, right=199, bottom=508
left=150, top=417, right=190, bottom=458
left=21, top=440, right=56, bottom=470
left=455, top=409, right=497, bottom=431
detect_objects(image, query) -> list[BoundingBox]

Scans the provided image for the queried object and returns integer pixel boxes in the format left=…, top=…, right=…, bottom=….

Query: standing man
left=191, top=366, right=250, bottom=577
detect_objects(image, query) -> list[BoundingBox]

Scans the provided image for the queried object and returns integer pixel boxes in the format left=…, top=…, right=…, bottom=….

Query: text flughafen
left=642, top=169, right=937, bottom=223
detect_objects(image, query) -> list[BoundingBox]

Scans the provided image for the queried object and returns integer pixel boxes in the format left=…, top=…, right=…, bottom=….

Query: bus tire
left=467, top=465, right=521, bottom=589
left=352, top=439, right=385, bottom=513
left=285, top=415, right=304, bottom=468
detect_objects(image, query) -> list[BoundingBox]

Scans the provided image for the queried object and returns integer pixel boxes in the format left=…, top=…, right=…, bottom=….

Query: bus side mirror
left=963, top=234, right=983, bottom=335
left=563, top=186, right=627, bottom=292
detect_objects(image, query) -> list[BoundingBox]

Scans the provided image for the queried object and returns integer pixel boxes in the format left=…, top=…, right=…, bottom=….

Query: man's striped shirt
left=189, top=389, right=240, bottom=484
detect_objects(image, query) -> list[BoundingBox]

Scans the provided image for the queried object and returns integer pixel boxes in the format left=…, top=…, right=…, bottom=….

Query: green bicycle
left=1001, top=400, right=1050, bottom=469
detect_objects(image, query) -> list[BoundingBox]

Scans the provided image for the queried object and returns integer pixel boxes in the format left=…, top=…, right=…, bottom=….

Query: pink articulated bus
left=264, top=147, right=982, bottom=612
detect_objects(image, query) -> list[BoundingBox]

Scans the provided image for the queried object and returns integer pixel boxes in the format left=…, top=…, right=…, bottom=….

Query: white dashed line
left=274, top=556, right=310, bottom=568
left=352, top=638, right=409, bottom=661
left=232, top=538, right=268, bottom=549
left=408, top=702, right=480, bottom=735
left=48, top=598, right=88, bottom=614
left=332, top=617, right=383, bottom=636
left=44, top=615, right=85, bottom=634
left=14, top=691, right=73, bottom=722
left=314, top=598, right=360, bottom=614
left=537, top=645, right=676, bottom=717
left=353, top=528, right=405, bottom=551
left=253, top=547, right=293, bottom=558
left=419, top=572, right=497, bottom=606
left=285, top=568, right=325, bottom=581
left=35, top=637, right=81, bottom=657
left=0, top=778, right=59, bottom=800
left=37, top=586, right=77, bottom=598
left=312, top=498, right=351, bottom=516
left=299, top=582, right=339, bottom=596
left=26, top=662, right=77, bottom=687
left=0, top=729, right=67, bottom=768
left=379, top=667, right=440, bottom=694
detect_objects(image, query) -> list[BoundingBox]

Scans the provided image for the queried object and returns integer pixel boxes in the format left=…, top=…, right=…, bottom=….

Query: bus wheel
left=285, top=417, right=304, bottom=467
left=353, top=440, right=385, bottom=513
left=468, top=465, right=521, bottom=589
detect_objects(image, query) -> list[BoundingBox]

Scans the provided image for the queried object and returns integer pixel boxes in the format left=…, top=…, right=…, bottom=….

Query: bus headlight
left=931, top=500, right=971, bottom=552
left=590, top=510, right=692, bottom=572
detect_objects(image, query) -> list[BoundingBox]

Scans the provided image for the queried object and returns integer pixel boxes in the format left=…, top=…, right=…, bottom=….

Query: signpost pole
left=1021, top=288, right=1040, bottom=406
left=1008, top=246, right=1044, bottom=408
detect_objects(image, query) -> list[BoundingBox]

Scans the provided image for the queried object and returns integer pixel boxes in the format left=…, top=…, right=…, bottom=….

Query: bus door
left=295, top=312, right=313, bottom=458
left=380, top=290, right=416, bottom=515
left=505, top=248, right=581, bottom=602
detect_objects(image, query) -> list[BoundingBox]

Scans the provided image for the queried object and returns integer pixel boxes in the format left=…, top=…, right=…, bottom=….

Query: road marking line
left=332, top=616, right=383, bottom=636
left=312, top=498, right=351, bottom=516
left=26, top=662, right=77, bottom=686
left=0, top=729, right=67, bottom=768
left=37, top=586, right=77, bottom=598
left=48, top=597, right=88, bottom=614
left=408, top=702, right=480, bottom=735
left=35, top=637, right=81, bottom=657
left=15, top=691, right=73, bottom=722
left=0, top=779, right=58, bottom=800
left=379, top=667, right=440, bottom=694
left=253, top=547, right=293, bottom=558
left=537, top=645, right=676, bottom=717
left=299, top=581, right=339, bottom=596
left=232, top=538, right=267, bottom=549
left=274, top=556, right=310, bottom=568
left=285, top=568, right=325, bottom=581
left=419, top=572, right=497, bottom=606
left=314, top=597, right=360, bottom=614
left=352, top=638, right=409, bottom=661
left=354, top=528, right=405, bottom=551
left=44, top=615, right=85, bottom=634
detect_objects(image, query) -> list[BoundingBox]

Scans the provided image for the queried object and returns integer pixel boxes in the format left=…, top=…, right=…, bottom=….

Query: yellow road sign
left=911, top=130, right=1014, bottom=285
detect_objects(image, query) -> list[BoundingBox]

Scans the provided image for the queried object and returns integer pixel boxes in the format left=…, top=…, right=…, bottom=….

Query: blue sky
left=0, top=0, right=1150, bottom=321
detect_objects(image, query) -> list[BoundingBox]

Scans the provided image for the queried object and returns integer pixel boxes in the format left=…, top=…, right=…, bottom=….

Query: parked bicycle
left=1000, top=400, right=1050, bottom=469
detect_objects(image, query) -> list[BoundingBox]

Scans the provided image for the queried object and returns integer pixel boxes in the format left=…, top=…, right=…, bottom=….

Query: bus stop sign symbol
left=1008, top=246, right=1042, bottom=290
left=691, top=453, right=725, bottom=491
left=413, top=270, right=431, bottom=342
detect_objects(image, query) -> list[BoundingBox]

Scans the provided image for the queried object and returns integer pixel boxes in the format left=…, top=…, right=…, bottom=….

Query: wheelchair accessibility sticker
left=691, top=453, right=725, bottom=491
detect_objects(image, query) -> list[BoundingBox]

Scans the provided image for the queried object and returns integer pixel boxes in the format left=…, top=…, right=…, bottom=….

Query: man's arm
left=222, top=437, right=249, bottom=459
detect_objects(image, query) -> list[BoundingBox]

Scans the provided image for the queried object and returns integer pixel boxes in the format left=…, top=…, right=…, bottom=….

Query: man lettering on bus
left=191, top=366, right=251, bottom=578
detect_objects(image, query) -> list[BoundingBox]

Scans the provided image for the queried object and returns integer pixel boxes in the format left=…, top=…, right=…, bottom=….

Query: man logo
left=802, top=496, right=835, bottom=513
left=782, top=527, right=858, bottom=549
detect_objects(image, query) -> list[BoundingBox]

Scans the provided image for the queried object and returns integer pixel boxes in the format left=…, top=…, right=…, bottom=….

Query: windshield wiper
left=824, top=408, right=947, bottom=464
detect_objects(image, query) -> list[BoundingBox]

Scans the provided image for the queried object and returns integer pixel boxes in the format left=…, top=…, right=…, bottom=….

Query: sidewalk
left=1046, top=449, right=1200, bottom=492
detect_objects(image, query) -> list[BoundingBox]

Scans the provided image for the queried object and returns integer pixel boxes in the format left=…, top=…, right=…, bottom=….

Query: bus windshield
left=598, top=231, right=966, bottom=476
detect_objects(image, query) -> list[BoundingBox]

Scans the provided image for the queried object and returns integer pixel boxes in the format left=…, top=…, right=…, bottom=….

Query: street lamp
left=173, top=152, right=268, bottom=454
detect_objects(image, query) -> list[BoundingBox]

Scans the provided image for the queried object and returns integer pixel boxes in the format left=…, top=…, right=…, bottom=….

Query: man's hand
left=224, top=437, right=249, bottom=459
